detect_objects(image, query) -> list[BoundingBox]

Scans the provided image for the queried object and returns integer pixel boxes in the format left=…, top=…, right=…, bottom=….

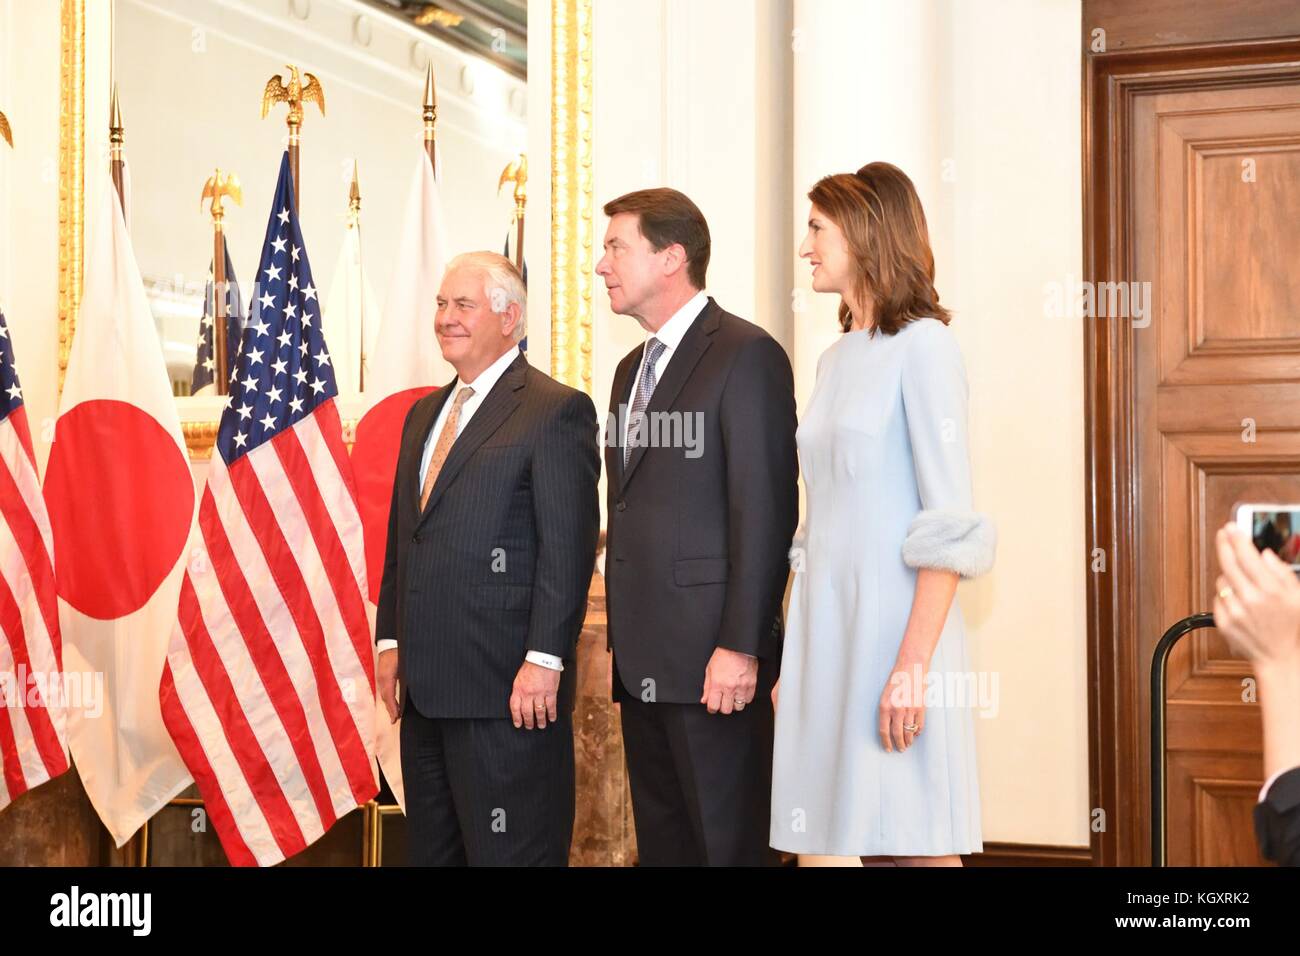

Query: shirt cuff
left=525, top=650, right=564, bottom=671
left=376, top=639, right=398, bottom=653
left=1260, top=767, right=1289, bottom=803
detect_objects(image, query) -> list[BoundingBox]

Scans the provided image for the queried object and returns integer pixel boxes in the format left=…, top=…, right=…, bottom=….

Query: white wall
left=0, top=1, right=62, bottom=472
left=591, top=0, right=1089, bottom=850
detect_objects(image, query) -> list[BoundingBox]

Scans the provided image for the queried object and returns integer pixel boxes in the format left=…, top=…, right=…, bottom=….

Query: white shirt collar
left=456, top=344, right=520, bottom=398
left=649, top=289, right=708, bottom=352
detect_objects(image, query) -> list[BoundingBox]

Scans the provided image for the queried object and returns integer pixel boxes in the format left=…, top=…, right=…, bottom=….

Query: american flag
left=190, top=246, right=244, bottom=395
left=0, top=307, right=68, bottom=813
left=160, top=153, right=377, bottom=866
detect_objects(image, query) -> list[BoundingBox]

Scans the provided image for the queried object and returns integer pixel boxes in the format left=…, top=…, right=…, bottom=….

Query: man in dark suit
left=375, top=251, right=599, bottom=866
left=596, top=188, right=799, bottom=866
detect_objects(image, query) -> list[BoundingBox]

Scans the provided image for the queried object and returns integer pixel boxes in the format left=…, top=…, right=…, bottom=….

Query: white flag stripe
left=0, top=514, right=60, bottom=700
left=0, top=637, right=47, bottom=791
left=164, top=650, right=283, bottom=863
left=184, top=537, right=333, bottom=848
left=0, top=429, right=55, bottom=564
left=203, top=454, right=359, bottom=818
left=243, top=443, right=374, bottom=778
left=296, top=414, right=367, bottom=586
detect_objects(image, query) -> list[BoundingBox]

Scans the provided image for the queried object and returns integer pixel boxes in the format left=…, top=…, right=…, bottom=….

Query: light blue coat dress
left=770, top=317, right=995, bottom=857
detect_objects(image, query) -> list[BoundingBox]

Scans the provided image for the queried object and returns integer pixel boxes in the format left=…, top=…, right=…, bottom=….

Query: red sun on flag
left=352, top=385, right=433, bottom=603
left=45, top=399, right=194, bottom=619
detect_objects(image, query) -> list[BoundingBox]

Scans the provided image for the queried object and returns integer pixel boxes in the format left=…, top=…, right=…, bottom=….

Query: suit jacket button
left=411, top=532, right=421, bottom=543
left=616, top=500, right=627, bottom=512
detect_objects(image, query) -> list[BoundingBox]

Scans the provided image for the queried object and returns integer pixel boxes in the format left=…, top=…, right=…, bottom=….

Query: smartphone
left=1234, top=503, right=1300, bottom=575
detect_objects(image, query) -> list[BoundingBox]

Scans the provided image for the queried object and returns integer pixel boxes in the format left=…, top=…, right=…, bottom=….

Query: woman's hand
left=1214, top=523, right=1300, bottom=674
left=878, top=658, right=927, bottom=753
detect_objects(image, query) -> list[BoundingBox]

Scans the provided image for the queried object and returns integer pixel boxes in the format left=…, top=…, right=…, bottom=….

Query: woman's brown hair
left=808, top=162, right=950, bottom=335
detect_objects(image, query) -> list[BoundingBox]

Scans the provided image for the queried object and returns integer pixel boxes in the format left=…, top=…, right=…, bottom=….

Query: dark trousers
left=615, top=656, right=779, bottom=866
left=399, top=699, right=574, bottom=866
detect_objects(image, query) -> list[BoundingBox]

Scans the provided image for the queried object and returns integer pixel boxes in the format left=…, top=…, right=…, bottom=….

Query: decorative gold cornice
left=58, top=0, right=85, bottom=397
left=550, top=0, right=593, bottom=395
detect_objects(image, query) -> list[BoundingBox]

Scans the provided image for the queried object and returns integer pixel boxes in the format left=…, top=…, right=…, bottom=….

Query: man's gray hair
left=447, top=251, right=527, bottom=343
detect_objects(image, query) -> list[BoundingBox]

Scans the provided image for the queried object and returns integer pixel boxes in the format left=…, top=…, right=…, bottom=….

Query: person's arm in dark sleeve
left=716, top=335, right=799, bottom=658
left=525, top=391, right=601, bottom=659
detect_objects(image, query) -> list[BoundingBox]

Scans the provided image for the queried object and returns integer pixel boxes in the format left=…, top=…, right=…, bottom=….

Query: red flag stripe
left=6, top=407, right=39, bottom=475
left=0, top=423, right=61, bottom=659
left=204, top=454, right=365, bottom=816
left=174, top=574, right=308, bottom=860
left=271, top=424, right=373, bottom=684
left=159, top=663, right=259, bottom=867
left=196, top=484, right=339, bottom=828
left=225, top=451, right=376, bottom=806
left=0, top=691, right=28, bottom=806
left=0, top=570, right=65, bottom=775
left=311, top=400, right=361, bottom=514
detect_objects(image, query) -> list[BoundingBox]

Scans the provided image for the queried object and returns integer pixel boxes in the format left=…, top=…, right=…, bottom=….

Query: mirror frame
left=57, top=0, right=593, bottom=458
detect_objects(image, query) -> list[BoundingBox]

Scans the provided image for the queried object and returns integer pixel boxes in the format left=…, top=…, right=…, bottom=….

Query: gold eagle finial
left=201, top=169, right=243, bottom=219
left=261, top=64, right=326, bottom=126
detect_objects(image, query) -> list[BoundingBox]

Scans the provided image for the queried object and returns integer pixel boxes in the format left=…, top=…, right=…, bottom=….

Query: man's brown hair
left=603, top=187, right=711, bottom=289
left=808, top=162, right=951, bottom=336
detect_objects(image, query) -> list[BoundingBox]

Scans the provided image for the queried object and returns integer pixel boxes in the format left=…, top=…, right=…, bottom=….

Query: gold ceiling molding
left=58, top=0, right=84, bottom=397
left=550, top=0, right=593, bottom=395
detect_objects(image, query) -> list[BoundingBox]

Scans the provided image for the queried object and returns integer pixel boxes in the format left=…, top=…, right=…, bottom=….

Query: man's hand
left=511, top=660, right=561, bottom=729
left=378, top=648, right=400, bottom=724
left=701, top=647, right=758, bottom=715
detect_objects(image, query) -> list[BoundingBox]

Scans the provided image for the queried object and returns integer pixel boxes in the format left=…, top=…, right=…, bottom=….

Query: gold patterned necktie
left=420, top=385, right=475, bottom=511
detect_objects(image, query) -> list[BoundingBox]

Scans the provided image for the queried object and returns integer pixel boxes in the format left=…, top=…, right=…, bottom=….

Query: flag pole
left=201, top=170, right=242, bottom=396
left=351, top=161, right=366, bottom=392
left=261, top=65, right=324, bottom=212
left=498, top=154, right=528, bottom=273
left=109, top=86, right=125, bottom=211
left=423, top=64, right=437, bottom=178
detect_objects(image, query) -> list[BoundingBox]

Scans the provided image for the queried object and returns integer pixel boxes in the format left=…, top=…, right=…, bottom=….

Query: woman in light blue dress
left=770, top=162, right=995, bottom=865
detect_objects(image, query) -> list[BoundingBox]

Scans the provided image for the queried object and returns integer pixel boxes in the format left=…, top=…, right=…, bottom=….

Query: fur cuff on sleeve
left=902, top=510, right=996, bottom=579
left=788, top=525, right=807, bottom=569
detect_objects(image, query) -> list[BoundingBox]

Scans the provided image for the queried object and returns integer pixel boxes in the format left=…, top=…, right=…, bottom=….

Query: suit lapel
left=404, top=383, right=453, bottom=519
left=620, top=298, right=719, bottom=488
left=417, top=352, right=528, bottom=523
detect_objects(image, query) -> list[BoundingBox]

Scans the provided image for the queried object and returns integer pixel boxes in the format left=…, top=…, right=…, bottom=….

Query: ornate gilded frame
left=58, top=0, right=594, bottom=457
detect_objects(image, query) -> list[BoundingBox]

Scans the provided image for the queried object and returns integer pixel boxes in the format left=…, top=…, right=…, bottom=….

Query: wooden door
left=1087, top=34, right=1300, bottom=865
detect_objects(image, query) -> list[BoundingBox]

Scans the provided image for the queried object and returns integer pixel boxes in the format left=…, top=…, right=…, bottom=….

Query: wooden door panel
left=1146, top=85, right=1300, bottom=386
left=1132, top=76, right=1300, bottom=867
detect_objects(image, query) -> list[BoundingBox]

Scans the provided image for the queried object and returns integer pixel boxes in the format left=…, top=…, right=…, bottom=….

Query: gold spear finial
left=201, top=169, right=243, bottom=220
left=261, top=64, right=326, bottom=126
left=109, top=84, right=124, bottom=146
left=0, top=110, right=11, bottom=149
left=498, top=153, right=527, bottom=219
left=349, top=160, right=361, bottom=216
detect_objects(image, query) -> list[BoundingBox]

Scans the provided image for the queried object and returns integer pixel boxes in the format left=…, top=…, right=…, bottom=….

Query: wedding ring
left=903, top=722, right=919, bottom=732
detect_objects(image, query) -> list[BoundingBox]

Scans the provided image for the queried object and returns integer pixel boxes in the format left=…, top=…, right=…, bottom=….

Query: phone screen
left=1250, top=509, right=1300, bottom=573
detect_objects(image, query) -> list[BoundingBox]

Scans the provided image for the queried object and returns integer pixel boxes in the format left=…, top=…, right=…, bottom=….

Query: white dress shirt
left=377, top=345, right=560, bottom=671
left=620, top=289, right=709, bottom=449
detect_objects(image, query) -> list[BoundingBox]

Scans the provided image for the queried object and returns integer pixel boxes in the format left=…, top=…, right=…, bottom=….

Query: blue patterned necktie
left=625, top=337, right=666, bottom=467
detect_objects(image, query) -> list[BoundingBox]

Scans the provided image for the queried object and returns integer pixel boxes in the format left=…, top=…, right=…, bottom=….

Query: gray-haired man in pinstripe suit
left=375, top=252, right=600, bottom=865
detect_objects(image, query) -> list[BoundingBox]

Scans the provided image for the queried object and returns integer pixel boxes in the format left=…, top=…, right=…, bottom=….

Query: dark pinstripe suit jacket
left=375, top=351, right=600, bottom=719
